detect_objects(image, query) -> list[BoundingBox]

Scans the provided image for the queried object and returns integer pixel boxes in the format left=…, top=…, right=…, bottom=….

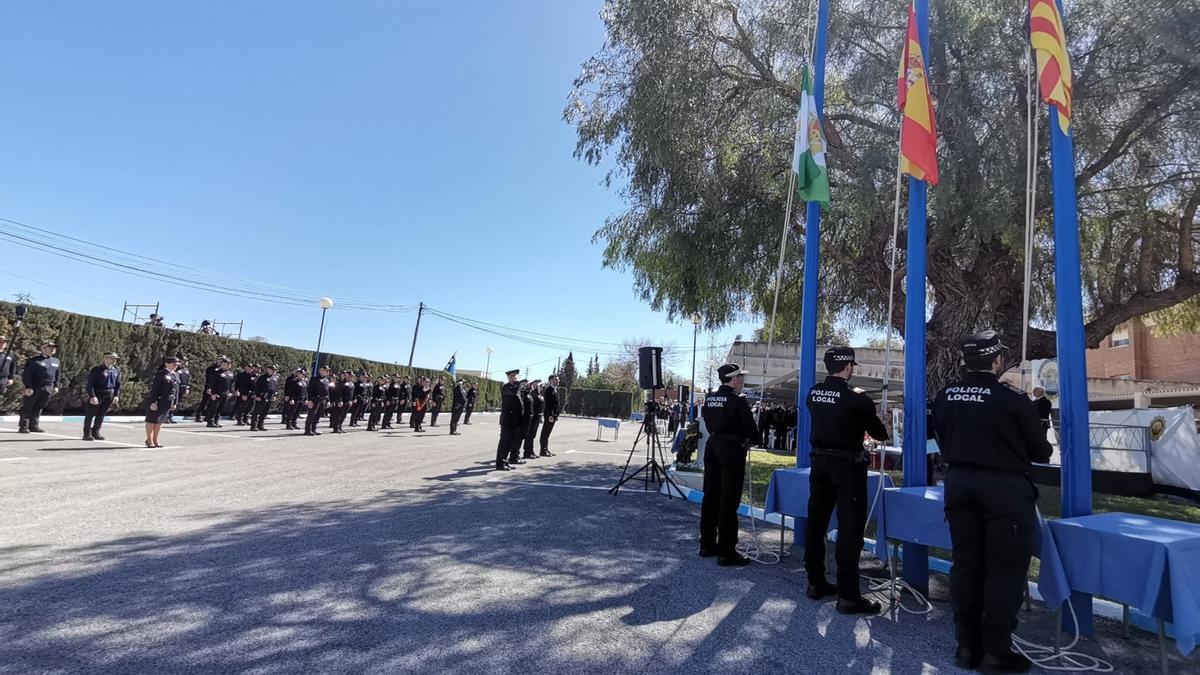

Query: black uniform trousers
left=804, top=453, right=868, bottom=598
left=382, top=402, right=396, bottom=427
left=429, top=402, right=441, bottom=426
left=19, top=388, right=53, bottom=429
left=282, top=401, right=300, bottom=427
left=450, top=407, right=464, bottom=433
left=330, top=404, right=348, bottom=431
left=83, top=390, right=116, bottom=433
left=410, top=408, right=426, bottom=430
left=231, top=395, right=250, bottom=423
left=367, top=401, right=383, bottom=429
left=463, top=404, right=474, bottom=424
left=538, top=416, right=556, bottom=452
left=304, top=400, right=327, bottom=433
left=509, top=417, right=531, bottom=462
left=699, top=440, right=747, bottom=556
left=251, top=396, right=274, bottom=429
left=944, top=467, right=1038, bottom=656
left=496, top=421, right=523, bottom=465
left=204, top=394, right=229, bottom=424
left=350, top=399, right=365, bottom=426
left=522, top=416, right=540, bottom=456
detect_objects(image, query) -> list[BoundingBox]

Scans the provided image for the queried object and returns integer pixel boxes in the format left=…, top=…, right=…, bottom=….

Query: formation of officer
left=82, top=352, right=122, bottom=441
left=803, top=347, right=889, bottom=614
left=698, top=363, right=759, bottom=567
left=17, top=341, right=61, bottom=434
left=932, top=331, right=1052, bottom=673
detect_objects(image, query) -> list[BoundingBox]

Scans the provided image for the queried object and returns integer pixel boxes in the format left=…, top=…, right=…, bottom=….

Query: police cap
left=219, top=356, right=232, bottom=363
left=960, top=330, right=1007, bottom=359
left=823, top=346, right=859, bottom=370
left=104, top=352, right=120, bottom=359
left=42, top=340, right=58, bottom=348
left=267, top=364, right=278, bottom=370
left=717, top=363, right=749, bottom=383
left=505, top=369, right=520, bottom=376
left=163, top=356, right=179, bottom=364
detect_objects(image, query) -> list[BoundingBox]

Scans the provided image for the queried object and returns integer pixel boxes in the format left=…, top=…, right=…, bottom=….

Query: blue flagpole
left=1049, top=0, right=1093, bottom=635
left=795, top=0, right=830, bottom=469
left=900, top=0, right=932, bottom=590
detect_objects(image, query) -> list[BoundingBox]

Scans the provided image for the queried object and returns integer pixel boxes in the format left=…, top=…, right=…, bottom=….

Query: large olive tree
left=567, top=0, right=1199, bottom=389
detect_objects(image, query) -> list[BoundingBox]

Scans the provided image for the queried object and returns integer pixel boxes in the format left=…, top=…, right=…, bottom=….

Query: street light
left=313, top=297, right=333, bottom=376
left=689, top=313, right=701, bottom=421
left=484, top=346, right=494, bottom=380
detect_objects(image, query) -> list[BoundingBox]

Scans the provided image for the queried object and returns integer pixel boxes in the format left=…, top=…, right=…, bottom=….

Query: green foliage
left=561, top=387, right=634, bottom=419
left=0, top=301, right=500, bottom=414
left=568, top=0, right=1200, bottom=390
left=560, top=352, right=578, bottom=388
left=1149, top=297, right=1200, bottom=337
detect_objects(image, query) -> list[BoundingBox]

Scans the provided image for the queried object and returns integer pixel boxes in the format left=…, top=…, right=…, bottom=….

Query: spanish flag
left=897, top=2, right=938, bottom=186
left=1029, top=0, right=1072, bottom=133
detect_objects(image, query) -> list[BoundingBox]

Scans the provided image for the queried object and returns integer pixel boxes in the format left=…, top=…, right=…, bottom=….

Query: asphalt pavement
left=0, top=415, right=1193, bottom=674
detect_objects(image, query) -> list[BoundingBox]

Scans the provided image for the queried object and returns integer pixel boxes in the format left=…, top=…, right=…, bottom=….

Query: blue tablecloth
left=763, top=468, right=893, bottom=531
left=1041, top=512, right=1200, bottom=655
left=873, top=486, right=953, bottom=559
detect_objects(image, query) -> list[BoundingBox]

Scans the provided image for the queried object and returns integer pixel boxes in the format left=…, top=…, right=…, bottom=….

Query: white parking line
left=563, top=449, right=633, bottom=458
left=104, top=423, right=254, bottom=440
left=0, top=428, right=141, bottom=447
left=484, top=478, right=650, bottom=492
left=0, top=457, right=29, bottom=462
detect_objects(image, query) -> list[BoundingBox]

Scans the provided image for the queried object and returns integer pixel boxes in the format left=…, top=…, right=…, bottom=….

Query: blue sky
left=0, top=0, right=760, bottom=382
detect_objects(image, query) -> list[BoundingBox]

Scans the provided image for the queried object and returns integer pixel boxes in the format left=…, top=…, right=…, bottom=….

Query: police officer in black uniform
left=83, top=352, right=122, bottom=440
left=203, top=357, right=234, bottom=427
left=18, top=341, right=61, bottom=434
left=509, top=380, right=532, bottom=465
left=283, top=367, right=307, bottom=429
left=304, top=366, right=332, bottom=436
left=522, top=379, right=543, bottom=458
left=699, top=363, right=760, bottom=567
left=367, top=375, right=388, bottom=431
left=170, top=359, right=189, bottom=424
left=804, top=347, right=889, bottom=614
left=539, top=374, right=559, bottom=456
left=250, top=364, right=279, bottom=431
left=429, top=376, right=446, bottom=427
left=331, top=370, right=354, bottom=433
left=1032, top=387, right=1052, bottom=431
left=0, top=335, right=17, bottom=400
left=232, top=364, right=256, bottom=425
left=449, top=379, right=466, bottom=435
left=464, top=383, right=477, bottom=424
left=196, top=358, right=221, bottom=422
left=932, top=331, right=1052, bottom=672
left=495, top=369, right=523, bottom=471
left=349, top=372, right=368, bottom=427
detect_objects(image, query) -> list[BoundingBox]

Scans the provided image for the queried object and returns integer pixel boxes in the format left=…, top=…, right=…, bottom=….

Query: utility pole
left=407, top=302, right=424, bottom=368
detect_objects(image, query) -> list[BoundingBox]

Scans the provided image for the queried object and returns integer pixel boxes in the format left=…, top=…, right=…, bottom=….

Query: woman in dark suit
left=145, top=356, right=180, bottom=448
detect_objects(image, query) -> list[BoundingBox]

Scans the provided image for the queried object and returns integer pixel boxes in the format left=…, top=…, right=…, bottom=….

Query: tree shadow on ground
left=0, top=460, right=1008, bottom=674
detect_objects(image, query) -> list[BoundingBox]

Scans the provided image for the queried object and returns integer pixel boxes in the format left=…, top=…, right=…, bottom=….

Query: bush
left=0, top=301, right=500, bottom=414
left=560, top=387, right=634, bottom=419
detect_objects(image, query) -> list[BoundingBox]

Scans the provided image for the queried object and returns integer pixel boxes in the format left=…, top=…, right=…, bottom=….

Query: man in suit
left=429, top=376, right=446, bottom=427
left=464, top=383, right=478, bottom=424
left=538, top=374, right=560, bottom=457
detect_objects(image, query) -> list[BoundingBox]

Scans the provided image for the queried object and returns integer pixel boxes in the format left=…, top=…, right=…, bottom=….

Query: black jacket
left=86, top=364, right=122, bottom=397
left=452, top=384, right=466, bottom=410
left=206, top=367, right=234, bottom=395
left=499, top=380, right=523, bottom=427
left=466, top=387, right=477, bottom=405
left=255, top=373, right=279, bottom=397
left=22, top=354, right=62, bottom=390
left=147, top=367, right=179, bottom=409
left=307, top=375, right=330, bottom=401
left=932, top=371, right=1054, bottom=473
left=432, top=383, right=445, bottom=403
left=702, top=384, right=760, bottom=446
left=806, top=376, right=888, bottom=452
left=234, top=371, right=255, bottom=396
left=543, top=385, right=559, bottom=418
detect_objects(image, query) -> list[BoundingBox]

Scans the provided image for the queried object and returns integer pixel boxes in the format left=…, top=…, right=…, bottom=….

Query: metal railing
left=1051, top=420, right=1153, bottom=475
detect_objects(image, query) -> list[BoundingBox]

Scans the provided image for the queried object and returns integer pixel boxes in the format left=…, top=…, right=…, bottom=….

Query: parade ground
left=0, top=417, right=1192, bottom=674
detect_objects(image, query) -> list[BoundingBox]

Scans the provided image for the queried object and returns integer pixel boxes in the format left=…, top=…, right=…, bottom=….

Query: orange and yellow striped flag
left=1029, top=0, right=1072, bottom=133
left=896, top=2, right=938, bottom=186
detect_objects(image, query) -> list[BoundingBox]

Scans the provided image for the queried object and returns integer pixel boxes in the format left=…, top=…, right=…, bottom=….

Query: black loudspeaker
left=637, top=346, right=664, bottom=390
left=678, top=384, right=689, bottom=402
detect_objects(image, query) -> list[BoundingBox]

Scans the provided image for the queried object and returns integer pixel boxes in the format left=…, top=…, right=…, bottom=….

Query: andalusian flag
left=792, top=64, right=831, bottom=205
left=897, top=2, right=939, bottom=185
left=1029, top=0, right=1073, bottom=133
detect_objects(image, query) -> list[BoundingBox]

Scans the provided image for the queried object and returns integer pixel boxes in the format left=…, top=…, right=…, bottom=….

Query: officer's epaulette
left=1000, top=381, right=1025, bottom=395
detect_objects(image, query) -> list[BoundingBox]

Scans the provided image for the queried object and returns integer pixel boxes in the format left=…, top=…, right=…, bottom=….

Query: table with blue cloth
left=596, top=417, right=620, bottom=441
left=763, top=467, right=895, bottom=554
left=1039, top=512, right=1200, bottom=666
left=872, top=485, right=953, bottom=560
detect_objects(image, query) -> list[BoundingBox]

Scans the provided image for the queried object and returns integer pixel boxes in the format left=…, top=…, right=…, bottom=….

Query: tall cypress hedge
left=0, top=301, right=500, bottom=415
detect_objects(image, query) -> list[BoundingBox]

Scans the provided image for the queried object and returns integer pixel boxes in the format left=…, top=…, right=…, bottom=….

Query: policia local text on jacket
left=698, top=364, right=760, bottom=567
left=931, top=330, right=1053, bottom=673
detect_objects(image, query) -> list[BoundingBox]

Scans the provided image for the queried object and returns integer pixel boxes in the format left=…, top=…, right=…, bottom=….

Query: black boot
left=980, top=651, right=1032, bottom=673
left=83, top=430, right=94, bottom=441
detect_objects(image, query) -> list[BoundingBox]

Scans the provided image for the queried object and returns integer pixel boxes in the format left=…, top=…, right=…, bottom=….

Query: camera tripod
left=610, top=405, right=682, bottom=498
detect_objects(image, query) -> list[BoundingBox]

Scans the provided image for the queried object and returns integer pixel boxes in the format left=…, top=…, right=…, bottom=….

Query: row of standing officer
left=494, top=370, right=560, bottom=470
